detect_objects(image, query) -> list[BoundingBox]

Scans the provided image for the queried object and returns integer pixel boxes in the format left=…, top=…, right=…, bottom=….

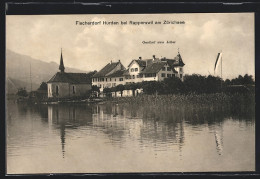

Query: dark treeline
left=102, top=74, right=255, bottom=95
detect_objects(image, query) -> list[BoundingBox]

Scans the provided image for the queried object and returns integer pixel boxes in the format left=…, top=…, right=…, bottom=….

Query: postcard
left=6, top=13, right=255, bottom=174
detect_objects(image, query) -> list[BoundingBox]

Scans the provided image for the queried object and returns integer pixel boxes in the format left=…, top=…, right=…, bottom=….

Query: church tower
left=59, top=48, right=65, bottom=73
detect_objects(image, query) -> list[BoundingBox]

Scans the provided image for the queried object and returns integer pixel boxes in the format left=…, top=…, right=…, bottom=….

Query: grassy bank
left=102, top=93, right=255, bottom=122
left=104, top=93, right=255, bottom=108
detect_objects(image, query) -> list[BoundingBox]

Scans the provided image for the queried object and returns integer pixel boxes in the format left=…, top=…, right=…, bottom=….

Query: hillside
left=6, top=49, right=88, bottom=94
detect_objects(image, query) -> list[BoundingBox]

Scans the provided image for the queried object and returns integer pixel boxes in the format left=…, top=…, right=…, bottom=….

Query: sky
left=6, top=13, right=254, bottom=79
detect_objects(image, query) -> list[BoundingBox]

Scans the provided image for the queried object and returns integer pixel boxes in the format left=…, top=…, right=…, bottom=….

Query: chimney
left=152, top=55, right=156, bottom=62
left=118, top=59, right=120, bottom=62
left=139, top=57, right=142, bottom=60
left=111, top=60, right=112, bottom=64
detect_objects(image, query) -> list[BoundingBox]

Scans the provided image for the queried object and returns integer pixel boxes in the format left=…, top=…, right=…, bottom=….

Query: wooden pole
left=221, top=54, right=223, bottom=90
left=30, top=63, right=32, bottom=92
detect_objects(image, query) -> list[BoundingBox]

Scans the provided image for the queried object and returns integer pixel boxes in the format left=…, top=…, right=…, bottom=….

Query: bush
left=17, top=88, right=28, bottom=97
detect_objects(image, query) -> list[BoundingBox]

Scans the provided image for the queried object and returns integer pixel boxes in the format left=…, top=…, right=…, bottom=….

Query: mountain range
left=6, top=49, right=88, bottom=94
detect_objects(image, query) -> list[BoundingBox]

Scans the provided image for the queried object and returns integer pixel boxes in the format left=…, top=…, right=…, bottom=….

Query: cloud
left=6, top=13, right=254, bottom=79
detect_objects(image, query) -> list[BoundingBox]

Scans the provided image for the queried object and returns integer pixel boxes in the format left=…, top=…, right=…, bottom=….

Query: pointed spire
left=59, top=48, right=65, bottom=73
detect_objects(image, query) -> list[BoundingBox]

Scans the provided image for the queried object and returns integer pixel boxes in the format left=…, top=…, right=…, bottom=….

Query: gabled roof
left=47, top=72, right=92, bottom=84
left=107, top=70, right=125, bottom=77
left=140, top=62, right=167, bottom=74
left=128, top=59, right=146, bottom=67
left=123, top=69, right=130, bottom=76
left=93, top=62, right=125, bottom=78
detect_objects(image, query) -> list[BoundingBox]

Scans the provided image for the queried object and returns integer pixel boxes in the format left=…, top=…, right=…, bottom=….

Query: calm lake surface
left=6, top=99, right=255, bottom=174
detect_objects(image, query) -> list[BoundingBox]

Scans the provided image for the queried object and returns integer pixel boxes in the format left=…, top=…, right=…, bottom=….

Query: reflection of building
left=92, top=104, right=185, bottom=150
left=92, top=52, right=185, bottom=92
left=47, top=49, right=92, bottom=98
left=47, top=104, right=93, bottom=158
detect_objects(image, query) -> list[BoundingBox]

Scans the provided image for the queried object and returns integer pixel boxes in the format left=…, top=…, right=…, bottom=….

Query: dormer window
left=162, top=67, right=166, bottom=71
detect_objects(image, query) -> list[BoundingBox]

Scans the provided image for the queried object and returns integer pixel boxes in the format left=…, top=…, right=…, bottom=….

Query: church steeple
left=59, top=48, right=65, bottom=73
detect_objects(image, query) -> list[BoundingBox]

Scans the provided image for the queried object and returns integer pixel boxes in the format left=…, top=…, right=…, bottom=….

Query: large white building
left=92, top=52, right=185, bottom=92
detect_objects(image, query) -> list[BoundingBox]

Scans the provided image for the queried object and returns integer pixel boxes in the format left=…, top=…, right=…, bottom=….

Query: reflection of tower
left=60, top=119, right=66, bottom=158
left=48, top=105, right=66, bottom=158
left=55, top=106, right=66, bottom=158
left=214, top=123, right=224, bottom=155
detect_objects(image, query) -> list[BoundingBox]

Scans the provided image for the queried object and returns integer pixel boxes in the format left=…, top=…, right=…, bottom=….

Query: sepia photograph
left=5, top=13, right=255, bottom=174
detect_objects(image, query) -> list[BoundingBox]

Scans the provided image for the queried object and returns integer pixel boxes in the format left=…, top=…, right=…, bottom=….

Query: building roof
left=107, top=70, right=125, bottom=77
left=59, top=49, right=65, bottom=72
left=47, top=72, right=92, bottom=84
left=128, top=59, right=147, bottom=67
left=93, top=61, right=125, bottom=78
left=123, top=69, right=130, bottom=76
left=171, top=53, right=185, bottom=66
left=140, top=62, right=167, bottom=74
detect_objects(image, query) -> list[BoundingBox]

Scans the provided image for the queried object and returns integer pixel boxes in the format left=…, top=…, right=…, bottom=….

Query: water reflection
left=46, top=104, right=93, bottom=158
left=43, top=101, right=254, bottom=158
left=6, top=100, right=255, bottom=173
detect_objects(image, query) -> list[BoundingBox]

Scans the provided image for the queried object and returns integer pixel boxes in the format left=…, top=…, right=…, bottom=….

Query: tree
left=92, top=85, right=100, bottom=92
left=116, top=84, right=125, bottom=97
left=141, top=81, right=163, bottom=95
left=205, top=75, right=221, bottom=93
left=38, top=82, right=47, bottom=91
left=91, top=85, right=100, bottom=97
left=17, top=88, right=28, bottom=97
left=183, top=74, right=207, bottom=94
left=103, top=87, right=112, bottom=97
left=243, top=74, right=254, bottom=85
left=163, top=77, right=184, bottom=94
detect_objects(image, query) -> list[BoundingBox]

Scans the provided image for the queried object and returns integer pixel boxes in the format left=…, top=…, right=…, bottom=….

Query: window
left=179, top=67, right=183, bottom=72
left=161, top=73, right=165, bottom=77
left=119, top=78, right=124, bottom=81
left=167, top=74, right=171, bottom=78
left=167, top=67, right=171, bottom=71
left=162, top=67, right=166, bottom=71
left=135, top=68, right=138, bottom=72
left=132, top=75, right=135, bottom=79
left=173, top=74, right=176, bottom=77
left=106, top=78, right=107, bottom=82
left=145, top=74, right=154, bottom=78
left=56, top=86, right=59, bottom=95
left=72, top=86, right=76, bottom=94
left=180, top=74, right=183, bottom=79
left=115, top=78, right=116, bottom=81
left=131, top=68, right=134, bottom=72
left=110, top=78, right=112, bottom=81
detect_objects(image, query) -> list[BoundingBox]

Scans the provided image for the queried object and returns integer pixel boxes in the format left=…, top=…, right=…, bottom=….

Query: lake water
left=6, top=99, right=255, bottom=174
